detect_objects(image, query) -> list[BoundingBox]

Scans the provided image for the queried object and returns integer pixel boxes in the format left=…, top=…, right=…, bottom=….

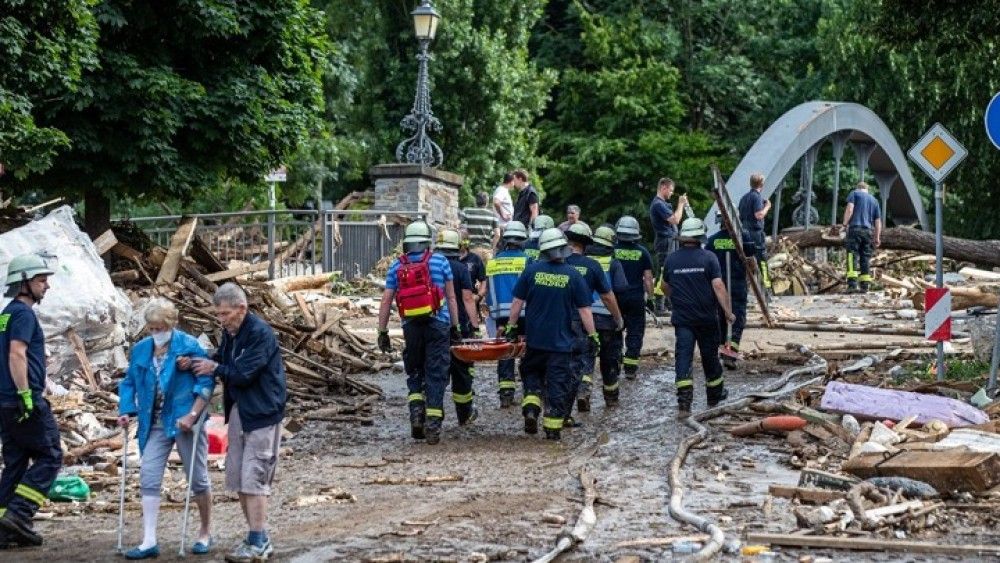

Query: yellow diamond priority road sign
left=908, top=123, right=967, bottom=183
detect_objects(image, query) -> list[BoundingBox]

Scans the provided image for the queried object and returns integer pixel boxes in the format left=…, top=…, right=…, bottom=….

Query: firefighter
left=840, top=181, right=882, bottom=293
left=483, top=221, right=531, bottom=408
left=581, top=225, right=629, bottom=408
left=613, top=216, right=655, bottom=379
left=707, top=212, right=754, bottom=369
left=660, top=218, right=735, bottom=419
left=0, top=255, right=62, bottom=547
left=564, top=223, right=624, bottom=416
left=738, top=173, right=772, bottom=292
left=523, top=215, right=555, bottom=260
left=435, top=229, right=482, bottom=425
left=377, top=222, right=462, bottom=444
left=506, top=229, right=596, bottom=440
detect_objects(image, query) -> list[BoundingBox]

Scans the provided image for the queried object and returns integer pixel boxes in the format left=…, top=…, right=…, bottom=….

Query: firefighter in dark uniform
left=707, top=213, right=755, bottom=369
left=661, top=219, right=735, bottom=419
left=839, top=181, right=882, bottom=293
left=506, top=229, right=596, bottom=441
left=377, top=222, right=462, bottom=445
left=0, top=255, right=62, bottom=547
left=582, top=225, right=629, bottom=407
left=523, top=215, right=554, bottom=260
left=738, top=173, right=772, bottom=292
left=483, top=221, right=531, bottom=408
left=435, top=229, right=482, bottom=425
left=613, top=216, right=654, bottom=379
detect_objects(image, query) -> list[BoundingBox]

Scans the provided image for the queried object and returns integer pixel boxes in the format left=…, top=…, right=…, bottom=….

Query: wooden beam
left=66, top=329, right=98, bottom=391
left=155, top=216, right=198, bottom=285
left=188, top=235, right=226, bottom=273
left=110, top=242, right=143, bottom=263
left=747, top=533, right=1000, bottom=556
left=204, top=261, right=270, bottom=283
left=768, top=485, right=845, bottom=504
left=92, top=229, right=118, bottom=256
left=782, top=227, right=1000, bottom=268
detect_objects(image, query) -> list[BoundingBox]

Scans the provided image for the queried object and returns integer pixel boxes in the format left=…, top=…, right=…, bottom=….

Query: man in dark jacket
left=190, top=282, right=285, bottom=562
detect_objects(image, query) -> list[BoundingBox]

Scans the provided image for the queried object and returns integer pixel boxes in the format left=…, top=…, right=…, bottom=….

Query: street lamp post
left=395, top=0, right=444, bottom=168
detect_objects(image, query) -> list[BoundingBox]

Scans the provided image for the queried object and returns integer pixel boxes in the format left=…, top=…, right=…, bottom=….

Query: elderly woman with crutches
left=116, top=299, right=215, bottom=559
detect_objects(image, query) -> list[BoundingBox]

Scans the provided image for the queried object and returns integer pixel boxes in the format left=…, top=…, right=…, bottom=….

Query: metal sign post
left=907, top=124, right=967, bottom=381
left=985, top=93, right=1000, bottom=391
left=264, top=167, right=287, bottom=280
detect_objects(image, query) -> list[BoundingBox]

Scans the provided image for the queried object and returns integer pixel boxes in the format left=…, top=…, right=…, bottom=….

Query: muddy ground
left=9, top=297, right=998, bottom=561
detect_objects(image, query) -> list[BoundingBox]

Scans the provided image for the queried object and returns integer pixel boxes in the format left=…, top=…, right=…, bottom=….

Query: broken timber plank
left=189, top=235, right=226, bottom=273
left=155, top=216, right=198, bottom=285
left=66, top=328, right=98, bottom=391
left=204, top=261, right=270, bottom=283
left=747, top=533, right=1000, bottom=556
left=768, top=485, right=845, bottom=504
left=92, top=229, right=118, bottom=256
left=843, top=450, right=1000, bottom=492
left=110, top=242, right=143, bottom=263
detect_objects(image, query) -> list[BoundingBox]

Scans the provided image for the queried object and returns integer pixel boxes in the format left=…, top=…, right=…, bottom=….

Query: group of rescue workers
left=0, top=169, right=883, bottom=553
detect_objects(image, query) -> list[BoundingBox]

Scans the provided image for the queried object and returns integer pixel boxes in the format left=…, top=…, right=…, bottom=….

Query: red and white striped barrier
left=924, top=288, right=952, bottom=341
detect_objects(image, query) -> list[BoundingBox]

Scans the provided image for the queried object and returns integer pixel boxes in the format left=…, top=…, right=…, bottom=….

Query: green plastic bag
left=49, top=475, right=91, bottom=502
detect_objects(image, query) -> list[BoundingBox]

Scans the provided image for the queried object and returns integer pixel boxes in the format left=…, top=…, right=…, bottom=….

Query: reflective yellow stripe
left=859, top=274, right=873, bottom=282
left=581, top=374, right=592, bottom=384
left=425, top=408, right=444, bottom=418
left=0, top=507, right=5, bottom=517
left=522, top=394, right=542, bottom=408
left=407, top=393, right=425, bottom=403
left=730, top=342, right=740, bottom=352
left=594, top=255, right=612, bottom=272
left=676, top=380, right=694, bottom=389
left=16, top=483, right=47, bottom=505
left=603, top=382, right=619, bottom=392
left=499, top=381, right=518, bottom=390
left=846, top=252, right=857, bottom=278
left=469, top=367, right=476, bottom=377
left=452, top=392, right=474, bottom=404
left=486, top=257, right=527, bottom=276
left=706, top=377, right=724, bottom=388
left=713, top=238, right=735, bottom=250
left=403, top=305, right=433, bottom=317
left=543, top=417, right=564, bottom=430
left=623, top=357, right=639, bottom=366
left=759, top=261, right=771, bottom=288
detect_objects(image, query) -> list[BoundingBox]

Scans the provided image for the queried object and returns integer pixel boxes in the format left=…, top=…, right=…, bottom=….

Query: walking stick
left=116, top=421, right=130, bottom=554
left=178, top=407, right=210, bottom=557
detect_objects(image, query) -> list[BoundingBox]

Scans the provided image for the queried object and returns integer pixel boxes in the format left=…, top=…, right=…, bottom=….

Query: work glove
left=450, top=325, right=463, bottom=345
left=588, top=332, right=601, bottom=358
left=377, top=329, right=392, bottom=353
left=503, top=324, right=518, bottom=342
left=16, top=390, right=34, bottom=423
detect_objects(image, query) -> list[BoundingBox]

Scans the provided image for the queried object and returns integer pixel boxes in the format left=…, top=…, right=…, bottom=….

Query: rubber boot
left=523, top=407, right=539, bottom=435
left=576, top=381, right=592, bottom=413
left=499, top=391, right=515, bottom=409
left=425, top=417, right=442, bottom=445
left=457, top=406, right=478, bottom=426
left=676, top=388, right=693, bottom=420
left=603, top=390, right=619, bottom=407
left=0, top=512, right=42, bottom=547
left=860, top=281, right=871, bottom=293
left=409, top=401, right=426, bottom=440
left=623, top=362, right=638, bottom=380
left=544, top=428, right=561, bottom=441
left=845, top=281, right=859, bottom=294
left=708, top=387, right=729, bottom=408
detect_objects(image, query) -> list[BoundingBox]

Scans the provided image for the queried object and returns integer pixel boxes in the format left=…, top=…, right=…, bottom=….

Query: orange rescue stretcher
left=450, top=338, right=526, bottom=363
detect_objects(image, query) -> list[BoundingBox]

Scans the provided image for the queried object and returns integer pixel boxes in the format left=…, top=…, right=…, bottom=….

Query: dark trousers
left=845, top=226, right=874, bottom=288
left=402, top=318, right=451, bottom=420
left=674, top=324, right=725, bottom=405
left=717, top=287, right=748, bottom=349
left=0, top=399, right=63, bottom=519
left=747, top=229, right=770, bottom=289
left=653, top=236, right=674, bottom=309
left=448, top=356, right=475, bottom=423
left=520, top=348, right=574, bottom=432
left=596, top=328, right=622, bottom=397
left=496, top=317, right=523, bottom=396
left=620, top=296, right=645, bottom=372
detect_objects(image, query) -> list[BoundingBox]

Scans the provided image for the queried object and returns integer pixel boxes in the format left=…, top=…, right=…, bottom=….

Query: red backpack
left=395, top=250, right=444, bottom=319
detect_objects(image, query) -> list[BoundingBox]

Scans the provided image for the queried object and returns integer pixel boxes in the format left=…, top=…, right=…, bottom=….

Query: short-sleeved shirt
left=493, top=186, right=513, bottom=226
left=613, top=241, right=654, bottom=300
left=386, top=251, right=454, bottom=324
left=459, top=251, right=486, bottom=288
left=649, top=196, right=675, bottom=239
left=566, top=253, right=612, bottom=296
left=446, top=256, right=474, bottom=328
left=738, top=189, right=766, bottom=232
left=0, top=299, right=46, bottom=402
left=513, top=185, right=540, bottom=227
left=512, top=260, right=592, bottom=352
left=846, top=189, right=881, bottom=229
left=461, top=207, right=498, bottom=247
left=662, top=246, right=723, bottom=327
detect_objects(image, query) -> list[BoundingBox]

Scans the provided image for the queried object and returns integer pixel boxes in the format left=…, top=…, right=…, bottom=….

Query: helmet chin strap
left=17, top=275, right=43, bottom=304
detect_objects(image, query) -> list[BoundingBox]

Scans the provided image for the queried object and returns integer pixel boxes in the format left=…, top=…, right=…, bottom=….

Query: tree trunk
left=84, top=190, right=112, bottom=238
left=781, top=227, right=1000, bottom=268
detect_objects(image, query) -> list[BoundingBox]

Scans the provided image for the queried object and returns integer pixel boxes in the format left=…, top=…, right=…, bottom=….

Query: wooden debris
left=92, top=229, right=119, bottom=256
left=843, top=450, right=1000, bottom=492
left=155, top=216, right=198, bottom=284
left=365, top=475, right=463, bottom=486
left=204, top=261, right=270, bottom=283
left=613, top=535, right=710, bottom=549
left=747, top=533, right=1000, bottom=556
left=768, top=485, right=846, bottom=504
left=66, top=328, right=98, bottom=391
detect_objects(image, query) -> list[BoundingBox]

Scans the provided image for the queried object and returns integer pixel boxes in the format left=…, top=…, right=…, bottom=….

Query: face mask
left=151, top=330, right=172, bottom=347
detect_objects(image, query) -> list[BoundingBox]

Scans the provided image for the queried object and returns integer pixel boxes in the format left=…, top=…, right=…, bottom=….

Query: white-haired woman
left=117, top=299, right=215, bottom=558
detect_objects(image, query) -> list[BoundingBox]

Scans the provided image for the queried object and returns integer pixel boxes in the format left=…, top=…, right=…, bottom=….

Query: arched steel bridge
left=707, top=101, right=929, bottom=236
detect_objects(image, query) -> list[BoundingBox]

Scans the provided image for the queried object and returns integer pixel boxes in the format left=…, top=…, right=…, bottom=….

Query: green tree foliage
left=534, top=2, right=729, bottom=228
left=818, top=0, right=1000, bottom=237
left=1, top=0, right=328, bottom=232
left=0, top=0, right=98, bottom=177
left=315, top=0, right=554, bottom=205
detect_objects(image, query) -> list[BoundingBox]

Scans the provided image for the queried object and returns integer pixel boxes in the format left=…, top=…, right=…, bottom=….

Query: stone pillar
left=369, top=164, right=463, bottom=228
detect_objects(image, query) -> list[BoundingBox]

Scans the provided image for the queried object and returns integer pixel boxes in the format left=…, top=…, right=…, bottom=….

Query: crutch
left=116, top=420, right=130, bottom=554
left=178, top=407, right=210, bottom=557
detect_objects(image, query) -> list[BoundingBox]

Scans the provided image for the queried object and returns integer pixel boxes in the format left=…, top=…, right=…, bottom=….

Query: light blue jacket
left=118, top=330, right=213, bottom=453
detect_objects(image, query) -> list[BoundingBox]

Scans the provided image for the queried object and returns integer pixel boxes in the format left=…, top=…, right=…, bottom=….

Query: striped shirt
left=461, top=207, right=498, bottom=247
left=386, top=251, right=454, bottom=324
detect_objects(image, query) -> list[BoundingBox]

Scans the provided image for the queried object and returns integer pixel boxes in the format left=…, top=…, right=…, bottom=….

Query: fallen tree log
left=781, top=227, right=1000, bottom=268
